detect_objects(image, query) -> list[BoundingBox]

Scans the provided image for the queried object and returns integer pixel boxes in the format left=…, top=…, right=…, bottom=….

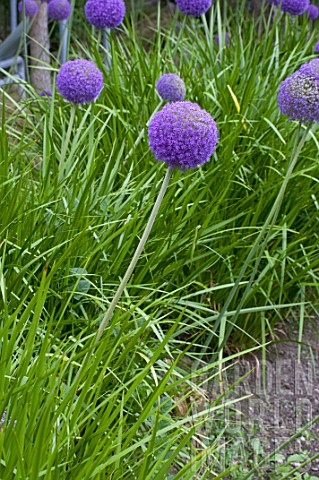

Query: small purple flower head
left=156, top=74, right=186, bottom=102
left=85, top=0, right=126, bottom=29
left=56, top=59, right=104, bottom=104
left=175, top=0, right=212, bottom=16
left=278, top=69, right=319, bottom=122
left=18, top=0, right=38, bottom=17
left=215, top=32, right=230, bottom=47
left=148, top=101, right=219, bottom=169
left=39, top=89, right=53, bottom=97
left=307, top=4, right=319, bottom=18
left=48, top=0, right=71, bottom=20
left=314, top=41, right=319, bottom=53
left=281, top=0, right=310, bottom=15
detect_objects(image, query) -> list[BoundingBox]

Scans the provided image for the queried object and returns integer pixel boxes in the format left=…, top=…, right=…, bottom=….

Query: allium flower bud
left=48, top=0, right=71, bottom=20
left=215, top=32, right=230, bottom=47
left=281, top=0, right=310, bottom=15
left=307, top=4, right=319, bottom=18
left=148, top=101, right=218, bottom=169
left=85, top=0, right=126, bottom=29
left=18, top=0, right=38, bottom=17
left=314, top=41, right=319, bottom=53
left=176, top=0, right=212, bottom=17
left=56, top=59, right=104, bottom=104
left=278, top=69, right=319, bottom=122
left=156, top=74, right=186, bottom=102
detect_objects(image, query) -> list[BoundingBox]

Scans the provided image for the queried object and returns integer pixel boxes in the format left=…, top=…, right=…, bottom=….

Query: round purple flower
left=156, top=74, right=186, bottom=102
left=56, top=59, right=104, bottom=104
left=314, top=41, right=319, bottom=53
left=307, top=4, right=319, bottom=18
left=215, top=32, right=230, bottom=47
left=175, top=0, right=212, bottom=16
left=281, top=0, right=310, bottom=15
left=85, top=0, right=126, bottom=29
left=18, top=0, right=38, bottom=17
left=278, top=69, right=319, bottom=122
left=48, top=0, right=71, bottom=20
left=148, top=101, right=219, bottom=169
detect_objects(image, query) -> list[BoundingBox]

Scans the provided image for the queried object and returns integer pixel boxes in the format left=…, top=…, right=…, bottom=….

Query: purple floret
left=18, top=0, right=38, bottom=17
left=314, top=41, right=319, bottom=53
left=307, top=4, right=319, bottom=18
left=176, top=0, right=212, bottom=16
left=48, top=0, right=71, bottom=20
left=39, top=89, right=53, bottom=96
left=215, top=32, right=230, bottom=47
left=278, top=69, right=319, bottom=122
left=85, top=0, right=126, bottom=29
left=148, top=101, right=219, bottom=170
left=281, top=0, right=310, bottom=15
left=56, top=59, right=104, bottom=104
left=299, top=59, right=319, bottom=78
left=156, top=74, right=186, bottom=102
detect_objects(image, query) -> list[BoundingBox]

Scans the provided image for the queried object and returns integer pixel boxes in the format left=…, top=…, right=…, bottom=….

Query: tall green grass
left=1, top=0, right=319, bottom=476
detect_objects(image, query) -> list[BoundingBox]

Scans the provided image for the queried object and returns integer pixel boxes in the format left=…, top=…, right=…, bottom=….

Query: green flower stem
left=95, top=166, right=174, bottom=344
left=58, top=104, right=76, bottom=182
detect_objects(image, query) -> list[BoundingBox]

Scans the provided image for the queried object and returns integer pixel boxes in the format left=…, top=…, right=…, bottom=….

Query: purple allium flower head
left=148, top=101, right=219, bottom=169
left=18, top=0, right=38, bottom=17
left=307, top=4, right=319, bottom=18
left=175, top=0, right=212, bottom=16
left=215, top=32, right=230, bottom=47
left=48, top=0, right=71, bottom=20
left=278, top=69, right=319, bottom=122
left=314, top=41, right=319, bottom=53
left=281, top=0, right=310, bottom=15
left=85, top=0, right=126, bottom=29
left=56, top=59, right=104, bottom=104
left=156, top=74, right=186, bottom=102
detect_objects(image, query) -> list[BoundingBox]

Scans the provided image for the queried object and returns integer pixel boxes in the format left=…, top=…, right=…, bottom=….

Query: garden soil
left=206, top=316, right=319, bottom=478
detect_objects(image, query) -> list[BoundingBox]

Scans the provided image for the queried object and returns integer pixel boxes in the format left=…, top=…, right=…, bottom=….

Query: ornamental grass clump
left=84, top=0, right=126, bottom=29
left=95, top=101, right=218, bottom=343
left=175, top=0, right=212, bottom=16
left=18, top=0, right=38, bottom=17
left=281, top=0, right=310, bottom=15
left=156, top=74, right=186, bottom=102
left=48, top=0, right=72, bottom=21
left=215, top=32, right=230, bottom=47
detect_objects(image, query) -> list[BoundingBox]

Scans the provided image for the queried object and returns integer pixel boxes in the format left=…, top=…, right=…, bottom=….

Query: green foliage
left=1, top=0, right=319, bottom=476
